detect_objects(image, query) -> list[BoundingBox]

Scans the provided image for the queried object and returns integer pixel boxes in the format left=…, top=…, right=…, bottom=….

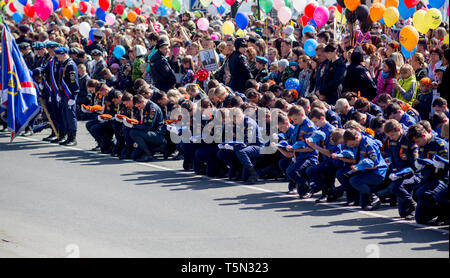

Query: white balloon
left=273, top=0, right=285, bottom=11
left=207, top=4, right=218, bottom=16
left=79, top=22, right=91, bottom=39
left=13, top=0, right=25, bottom=14
left=293, top=0, right=307, bottom=12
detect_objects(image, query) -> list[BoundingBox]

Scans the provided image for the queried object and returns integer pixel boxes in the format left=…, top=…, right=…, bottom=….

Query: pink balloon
left=273, top=0, right=285, bottom=11
left=278, top=6, right=292, bottom=25
left=34, top=0, right=53, bottom=21
left=197, top=18, right=209, bottom=31
left=313, top=6, right=329, bottom=27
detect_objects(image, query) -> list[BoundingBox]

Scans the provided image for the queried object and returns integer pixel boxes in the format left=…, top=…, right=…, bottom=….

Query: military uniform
left=42, top=55, right=62, bottom=142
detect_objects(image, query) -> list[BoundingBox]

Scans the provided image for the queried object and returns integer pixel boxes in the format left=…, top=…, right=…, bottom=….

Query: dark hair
left=324, top=40, right=339, bottom=53
left=230, top=96, right=244, bottom=108
left=383, top=58, right=397, bottom=78
left=430, top=48, right=443, bottom=59
left=245, top=79, right=259, bottom=90
left=152, top=91, right=166, bottom=103
left=432, top=112, right=448, bottom=128
left=309, top=107, right=326, bottom=120
left=274, top=98, right=289, bottom=110
left=343, top=129, right=360, bottom=143
left=122, top=92, right=133, bottom=102
left=406, top=124, right=428, bottom=141
left=317, top=31, right=331, bottom=44
left=370, top=116, right=386, bottom=130
left=385, top=103, right=402, bottom=117
left=132, top=94, right=146, bottom=105
left=377, top=93, right=392, bottom=104
left=384, top=119, right=402, bottom=134
left=354, top=98, right=370, bottom=110
left=433, top=97, right=447, bottom=107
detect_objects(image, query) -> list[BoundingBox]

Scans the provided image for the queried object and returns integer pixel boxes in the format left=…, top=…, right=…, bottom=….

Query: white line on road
left=17, top=136, right=449, bottom=235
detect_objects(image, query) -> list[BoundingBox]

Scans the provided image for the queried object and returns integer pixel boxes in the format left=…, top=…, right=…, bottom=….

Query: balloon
left=207, top=4, right=217, bottom=16
left=399, top=25, right=419, bottom=52
left=355, top=4, right=370, bottom=22
left=195, top=69, right=209, bottom=81
left=425, top=8, right=442, bottom=30
left=197, top=17, right=209, bottom=31
left=135, top=7, right=141, bottom=15
left=273, top=0, right=285, bottom=11
left=401, top=45, right=417, bottom=59
left=173, top=0, right=181, bottom=11
left=157, top=5, right=169, bottom=16
left=260, top=0, right=273, bottom=13
left=51, top=0, right=58, bottom=11
left=105, top=13, right=115, bottom=25
left=313, top=6, right=329, bottom=27
left=225, top=0, right=235, bottom=5
left=12, top=12, right=23, bottom=23
left=443, top=34, right=449, bottom=44
left=428, top=0, right=445, bottom=9
left=162, top=0, right=172, bottom=8
left=284, top=0, right=292, bottom=8
left=128, top=10, right=137, bottom=21
left=62, top=7, right=73, bottom=20
left=334, top=8, right=347, bottom=24
left=300, top=15, right=308, bottom=26
left=385, top=0, right=399, bottom=8
left=99, top=0, right=110, bottom=11
left=304, top=1, right=318, bottom=18
left=217, top=5, right=226, bottom=15
left=13, top=0, right=24, bottom=14
left=79, top=1, right=89, bottom=13
left=200, top=0, right=212, bottom=7
left=113, top=45, right=126, bottom=59
left=285, top=78, right=300, bottom=93
left=96, top=6, right=106, bottom=20
left=383, top=7, right=399, bottom=27
left=79, top=21, right=91, bottom=38
left=345, top=8, right=357, bottom=23
left=278, top=6, right=292, bottom=25
left=34, top=0, right=53, bottom=21
left=23, top=3, right=35, bottom=18
left=293, top=0, right=306, bottom=12
left=404, top=0, right=419, bottom=9
left=398, top=0, right=415, bottom=19
left=302, top=24, right=316, bottom=35
left=304, top=39, right=318, bottom=57
left=235, top=12, right=249, bottom=29
left=89, top=28, right=97, bottom=42
left=115, top=3, right=124, bottom=15
left=125, top=0, right=134, bottom=7
left=413, top=9, right=428, bottom=34
left=212, top=0, right=223, bottom=6
left=369, top=2, right=386, bottom=22
left=222, top=21, right=235, bottom=34
left=152, top=4, right=159, bottom=14
left=360, top=16, right=373, bottom=33
left=337, top=0, right=345, bottom=9
left=236, top=29, right=246, bottom=37
left=344, top=0, right=360, bottom=12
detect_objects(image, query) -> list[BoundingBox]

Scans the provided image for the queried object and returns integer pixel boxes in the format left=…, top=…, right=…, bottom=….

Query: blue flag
left=1, top=23, right=40, bottom=141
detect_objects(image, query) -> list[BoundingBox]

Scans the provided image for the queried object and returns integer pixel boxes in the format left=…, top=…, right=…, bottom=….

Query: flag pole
left=38, top=97, right=60, bottom=140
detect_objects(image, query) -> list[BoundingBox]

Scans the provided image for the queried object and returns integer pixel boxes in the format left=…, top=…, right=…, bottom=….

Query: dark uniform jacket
left=149, top=50, right=176, bottom=92
left=23, top=51, right=36, bottom=70
left=228, top=51, right=253, bottom=94
left=85, top=41, right=105, bottom=56
left=134, top=100, right=165, bottom=136
left=319, top=57, right=346, bottom=105
left=343, top=64, right=377, bottom=100
left=58, top=58, right=80, bottom=100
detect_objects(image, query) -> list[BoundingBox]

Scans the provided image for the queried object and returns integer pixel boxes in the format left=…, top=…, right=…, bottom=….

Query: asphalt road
left=0, top=123, right=448, bottom=258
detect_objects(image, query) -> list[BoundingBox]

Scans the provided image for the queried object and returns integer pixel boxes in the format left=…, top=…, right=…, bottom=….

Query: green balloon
left=260, top=0, right=273, bottom=13
left=284, top=0, right=292, bottom=8
left=122, top=12, right=128, bottom=20
left=173, top=0, right=181, bottom=12
left=195, top=11, right=202, bottom=18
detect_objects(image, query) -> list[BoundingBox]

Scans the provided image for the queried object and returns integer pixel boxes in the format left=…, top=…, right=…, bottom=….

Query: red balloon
left=91, top=7, right=96, bottom=15
left=304, top=2, right=319, bottom=18
left=99, top=0, right=110, bottom=11
left=301, top=15, right=309, bottom=27
left=135, top=7, right=141, bottom=15
left=328, top=6, right=336, bottom=12
left=152, top=4, right=159, bottom=14
left=8, top=2, right=17, bottom=13
left=115, top=4, right=124, bottom=15
left=24, top=3, right=35, bottom=18
left=195, top=69, right=209, bottom=81
left=79, top=1, right=88, bottom=13
left=225, top=0, right=236, bottom=5
left=404, top=0, right=419, bottom=8
left=336, top=3, right=343, bottom=13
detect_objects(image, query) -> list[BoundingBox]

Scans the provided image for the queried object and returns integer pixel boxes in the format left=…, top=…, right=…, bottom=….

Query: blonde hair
left=441, top=121, right=449, bottom=139
left=400, top=64, right=414, bottom=77
left=335, top=98, right=350, bottom=112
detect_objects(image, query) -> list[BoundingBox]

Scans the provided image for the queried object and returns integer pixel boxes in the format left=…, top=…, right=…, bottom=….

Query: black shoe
left=363, top=196, right=381, bottom=211
left=315, top=194, right=328, bottom=203
left=300, top=191, right=313, bottom=199
left=22, top=129, right=33, bottom=137
left=136, top=155, right=154, bottom=162
left=344, top=200, right=357, bottom=206
left=404, top=213, right=415, bottom=221
left=65, top=140, right=77, bottom=146
left=244, top=167, right=258, bottom=185
left=119, top=148, right=132, bottom=160
left=91, top=145, right=101, bottom=151
left=43, top=132, right=57, bottom=142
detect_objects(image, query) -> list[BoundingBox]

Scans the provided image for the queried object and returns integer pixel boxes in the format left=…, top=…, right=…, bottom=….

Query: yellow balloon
left=334, top=9, right=347, bottom=24
left=222, top=21, right=235, bottom=35
left=236, top=29, right=246, bottom=37
left=162, top=0, right=173, bottom=8
left=383, top=7, right=399, bottom=28
left=444, top=34, right=449, bottom=44
left=425, top=8, right=442, bottom=30
left=413, top=10, right=428, bottom=34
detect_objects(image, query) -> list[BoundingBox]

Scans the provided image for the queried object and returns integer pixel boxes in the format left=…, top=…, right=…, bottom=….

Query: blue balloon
left=285, top=78, right=300, bottom=92
left=52, top=0, right=59, bottom=11
left=379, top=18, right=385, bottom=25
left=12, top=12, right=23, bottom=23
left=157, top=6, right=167, bottom=16
left=217, top=5, right=226, bottom=15
left=429, top=0, right=445, bottom=9
left=89, top=28, right=98, bottom=42
left=235, top=12, right=249, bottom=30
left=125, top=0, right=134, bottom=8
left=18, top=0, right=28, bottom=6
left=309, top=19, right=317, bottom=27
left=401, top=45, right=417, bottom=59
left=113, top=45, right=126, bottom=59
left=398, top=0, right=415, bottom=20
left=304, top=39, right=318, bottom=57
left=96, top=8, right=106, bottom=21
left=302, top=25, right=316, bottom=36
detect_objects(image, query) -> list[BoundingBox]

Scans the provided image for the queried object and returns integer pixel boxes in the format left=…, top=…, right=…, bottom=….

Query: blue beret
left=256, top=56, right=268, bottom=64
left=93, top=29, right=104, bottom=39
left=309, top=130, right=326, bottom=143
left=355, top=158, right=375, bottom=171
left=291, top=141, right=307, bottom=149
left=289, top=61, right=299, bottom=67
left=46, top=41, right=61, bottom=49
left=96, top=20, right=105, bottom=28
left=54, top=47, right=69, bottom=55
left=33, top=42, right=45, bottom=50
left=336, top=150, right=355, bottom=159
left=393, top=167, right=414, bottom=177
left=276, top=140, right=289, bottom=148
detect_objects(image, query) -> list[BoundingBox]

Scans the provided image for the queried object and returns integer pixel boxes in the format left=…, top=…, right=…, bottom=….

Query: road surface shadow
left=0, top=139, right=55, bottom=152
left=31, top=149, right=130, bottom=166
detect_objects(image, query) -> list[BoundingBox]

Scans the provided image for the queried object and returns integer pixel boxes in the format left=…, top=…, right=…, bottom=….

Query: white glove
left=433, top=160, right=445, bottom=171
left=217, top=144, right=225, bottom=149
left=389, top=173, right=399, bottom=181
left=123, top=121, right=133, bottom=128
left=68, top=99, right=76, bottom=106
left=56, top=94, right=61, bottom=103
left=224, top=144, right=233, bottom=150
left=97, top=115, right=106, bottom=123
left=415, top=160, right=425, bottom=171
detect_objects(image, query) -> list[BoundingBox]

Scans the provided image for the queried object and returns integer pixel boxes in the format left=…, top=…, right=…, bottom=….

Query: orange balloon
left=385, top=0, right=399, bottom=8
left=369, top=2, right=386, bottom=22
left=344, top=0, right=361, bottom=12
left=399, top=25, right=419, bottom=52
left=62, top=7, right=73, bottom=20
left=128, top=11, right=137, bottom=22
left=71, top=3, right=79, bottom=15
